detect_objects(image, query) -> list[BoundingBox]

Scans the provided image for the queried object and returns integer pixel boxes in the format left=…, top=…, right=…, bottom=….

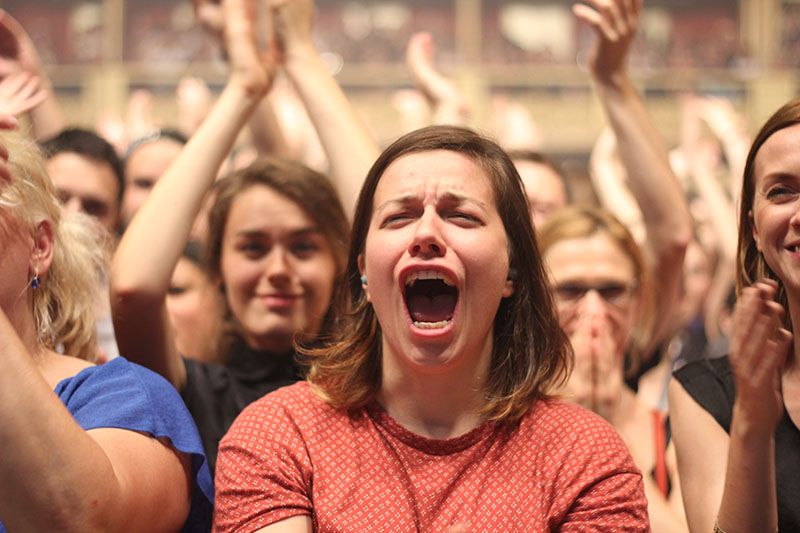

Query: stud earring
left=507, top=267, right=517, bottom=281
left=360, top=274, right=368, bottom=286
left=31, top=267, right=41, bottom=290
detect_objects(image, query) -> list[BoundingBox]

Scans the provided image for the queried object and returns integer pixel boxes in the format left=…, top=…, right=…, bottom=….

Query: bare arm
left=269, top=0, right=379, bottom=217
left=406, top=32, right=469, bottom=127
left=110, top=0, right=274, bottom=389
left=0, top=310, right=191, bottom=533
left=577, top=0, right=692, bottom=349
left=0, top=10, right=65, bottom=140
left=669, top=281, right=789, bottom=532
left=254, top=516, right=313, bottom=533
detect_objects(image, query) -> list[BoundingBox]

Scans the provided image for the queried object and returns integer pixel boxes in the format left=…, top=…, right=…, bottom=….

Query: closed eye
left=766, top=185, right=797, bottom=201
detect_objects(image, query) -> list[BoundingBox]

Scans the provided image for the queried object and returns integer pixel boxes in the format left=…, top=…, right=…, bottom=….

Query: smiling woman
left=214, top=125, right=650, bottom=533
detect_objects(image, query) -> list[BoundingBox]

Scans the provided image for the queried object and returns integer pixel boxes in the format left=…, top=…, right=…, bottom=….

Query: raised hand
left=224, top=0, right=277, bottom=95
left=728, top=280, right=792, bottom=433
left=573, top=0, right=642, bottom=82
left=406, top=32, right=469, bottom=125
left=0, top=10, right=43, bottom=78
left=0, top=72, right=46, bottom=117
left=267, top=0, right=314, bottom=61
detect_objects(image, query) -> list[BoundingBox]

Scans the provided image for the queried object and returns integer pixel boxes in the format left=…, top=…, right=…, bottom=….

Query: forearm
left=282, top=42, right=379, bottom=217
left=717, top=406, right=778, bottom=532
left=248, top=90, right=295, bottom=159
left=111, top=80, right=263, bottom=383
left=0, top=320, right=121, bottom=532
left=594, top=75, right=691, bottom=241
left=593, top=74, right=691, bottom=343
left=112, top=80, right=263, bottom=297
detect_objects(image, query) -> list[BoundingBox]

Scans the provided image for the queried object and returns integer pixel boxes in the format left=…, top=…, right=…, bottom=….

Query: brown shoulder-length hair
left=536, top=205, right=655, bottom=372
left=738, top=98, right=800, bottom=331
left=305, top=125, right=572, bottom=421
left=206, top=156, right=350, bottom=352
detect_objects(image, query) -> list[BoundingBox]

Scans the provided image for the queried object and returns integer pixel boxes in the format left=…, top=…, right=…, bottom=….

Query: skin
left=751, top=123, right=800, bottom=294
left=219, top=184, right=337, bottom=354
left=514, top=159, right=568, bottom=229
left=47, top=152, right=121, bottom=234
left=545, top=232, right=688, bottom=530
left=545, top=233, right=636, bottom=415
left=0, top=139, right=191, bottom=532
left=166, top=257, right=224, bottom=363
left=359, top=150, right=513, bottom=440
left=121, top=138, right=185, bottom=228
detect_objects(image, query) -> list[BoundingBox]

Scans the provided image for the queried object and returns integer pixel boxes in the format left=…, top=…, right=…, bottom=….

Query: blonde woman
left=0, top=121, right=212, bottom=532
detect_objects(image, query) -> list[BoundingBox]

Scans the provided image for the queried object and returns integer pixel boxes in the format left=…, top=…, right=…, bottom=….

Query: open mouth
left=404, top=270, right=458, bottom=329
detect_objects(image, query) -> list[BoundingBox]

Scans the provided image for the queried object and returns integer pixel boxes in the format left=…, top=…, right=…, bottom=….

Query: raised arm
left=110, top=0, right=274, bottom=389
left=406, top=32, right=470, bottom=127
left=0, top=10, right=65, bottom=141
left=577, top=0, right=692, bottom=348
left=669, top=281, right=789, bottom=532
left=269, top=0, right=379, bottom=217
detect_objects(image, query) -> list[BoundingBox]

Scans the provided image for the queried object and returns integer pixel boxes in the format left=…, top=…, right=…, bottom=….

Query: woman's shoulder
left=672, top=355, right=735, bottom=432
left=524, top=398, right=626, bottom=441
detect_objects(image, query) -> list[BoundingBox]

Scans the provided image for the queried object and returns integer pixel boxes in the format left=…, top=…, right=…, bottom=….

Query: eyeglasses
left=553, top=281, right=637, bottom=307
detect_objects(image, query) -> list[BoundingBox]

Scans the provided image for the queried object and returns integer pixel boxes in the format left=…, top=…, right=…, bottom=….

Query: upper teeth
left=405, top=270, right=455, bottom=288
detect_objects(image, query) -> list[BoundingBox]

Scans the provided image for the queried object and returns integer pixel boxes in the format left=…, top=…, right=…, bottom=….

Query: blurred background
left=4, top=0, right=790, bottom=154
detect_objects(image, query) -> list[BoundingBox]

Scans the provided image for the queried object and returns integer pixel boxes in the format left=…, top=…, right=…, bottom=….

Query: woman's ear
left=357, top=253, right=371, bottom=302
left=750, top=210, right=761, bottom=251
left=30, top=220, right=54, bottom=279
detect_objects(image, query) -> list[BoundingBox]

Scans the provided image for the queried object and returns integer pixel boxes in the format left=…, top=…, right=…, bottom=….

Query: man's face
left=47, top=152, right=121, bottom=234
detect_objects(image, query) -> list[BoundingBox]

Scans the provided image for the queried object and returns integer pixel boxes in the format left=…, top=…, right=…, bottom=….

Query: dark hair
left=306, top=125, right=572, bottom=421
left=507, top=149, right=571, bottom=202
left=40, top=128, right=124, bottom=203
left=738, top=98, right=800, bottom=330
left=124, top=129, right=188, bottom=163
left=206, top=156, right=350, bottom=348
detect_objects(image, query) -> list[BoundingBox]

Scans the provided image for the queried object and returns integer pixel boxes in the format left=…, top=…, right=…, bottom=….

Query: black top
left=674, top=356, right=800, bottom=531
left=182, top=342, right=300, bottom=474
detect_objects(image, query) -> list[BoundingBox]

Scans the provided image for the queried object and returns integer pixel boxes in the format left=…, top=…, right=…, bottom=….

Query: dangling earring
left=31, top=267, right=41, bottom=290
left=360, top=274, right=368, bottom=286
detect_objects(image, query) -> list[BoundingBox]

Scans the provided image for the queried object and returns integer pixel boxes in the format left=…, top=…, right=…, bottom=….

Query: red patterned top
left=214, top=382, right=649, bottom=532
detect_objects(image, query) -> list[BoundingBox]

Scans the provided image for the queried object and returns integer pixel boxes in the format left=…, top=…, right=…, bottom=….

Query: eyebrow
left=375, top=191, right=488, bottom=214
left=235, top=227, right=323, bottom=238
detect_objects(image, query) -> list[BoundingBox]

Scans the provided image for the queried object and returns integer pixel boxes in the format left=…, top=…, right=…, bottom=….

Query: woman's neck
left=377, top=342, right=492, bottom=440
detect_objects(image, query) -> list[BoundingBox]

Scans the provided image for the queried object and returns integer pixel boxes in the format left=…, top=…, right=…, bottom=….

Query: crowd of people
left=0, top=0, right=797, bottom=531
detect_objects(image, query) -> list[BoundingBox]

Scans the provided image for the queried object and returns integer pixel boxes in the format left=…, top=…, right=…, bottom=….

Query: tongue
left=407, top=292, right=456, bottom=323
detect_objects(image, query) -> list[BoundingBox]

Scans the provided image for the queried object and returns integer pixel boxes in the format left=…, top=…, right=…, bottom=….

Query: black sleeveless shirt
left=674, top=356, right=800, bottom=531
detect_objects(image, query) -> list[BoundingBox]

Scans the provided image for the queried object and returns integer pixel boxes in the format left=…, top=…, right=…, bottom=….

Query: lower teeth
left=413, top=319, right=451, bottom=329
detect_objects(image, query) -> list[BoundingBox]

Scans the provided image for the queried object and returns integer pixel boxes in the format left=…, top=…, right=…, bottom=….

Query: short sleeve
left=54, top=357, right=214, bottom=532
left=214, top=391, right=314, bottom=533
left=532, top=403, right=650, bottom=531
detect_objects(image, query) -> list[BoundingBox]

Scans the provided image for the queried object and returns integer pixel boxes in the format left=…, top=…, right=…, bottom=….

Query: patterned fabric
left=214, top=382, right=649, bottom=532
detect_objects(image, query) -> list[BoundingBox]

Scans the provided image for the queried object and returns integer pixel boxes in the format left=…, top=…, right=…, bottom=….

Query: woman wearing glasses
left=538, top=205, right=688, bottom=532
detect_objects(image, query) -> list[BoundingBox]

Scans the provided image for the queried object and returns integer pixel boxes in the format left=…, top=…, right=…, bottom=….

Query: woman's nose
left=409, top=210, right=446, bottom=258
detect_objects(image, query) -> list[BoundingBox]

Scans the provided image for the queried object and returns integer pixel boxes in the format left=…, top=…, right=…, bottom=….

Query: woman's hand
left=0, top=72, right=46, bottom=117
left=224, top=0, right=277, bottom=97
left=728, top=280, right=791, bottom=433
left=573, top=0, right=641, bottom=85
left=268, top=0, right=314, bottom=61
